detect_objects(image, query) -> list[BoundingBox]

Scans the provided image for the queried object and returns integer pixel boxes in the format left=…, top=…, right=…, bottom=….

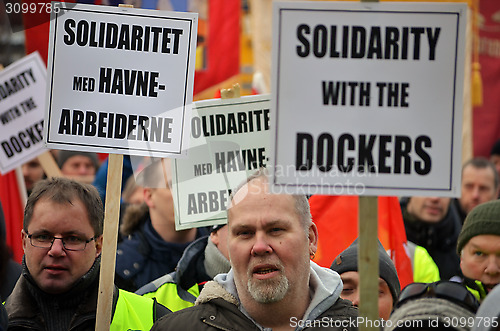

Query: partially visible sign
left=0, top=52, right=47, bottom=174
left=44, top=2, right=197, bottom=157
left=172, top=95, right=271, bottom=229
left=270, top=1, right=466, bottom=197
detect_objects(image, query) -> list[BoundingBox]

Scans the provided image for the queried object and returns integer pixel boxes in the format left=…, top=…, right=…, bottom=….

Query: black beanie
left=457, top=199, right=500, bottom=255
left=330, top=238, right=401, bottom=306
left=57, top=150, right=99, bottom=170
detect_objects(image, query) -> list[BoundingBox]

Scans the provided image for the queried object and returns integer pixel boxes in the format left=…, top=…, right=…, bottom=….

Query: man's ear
left=308, top=222, right=318, bottom=254
left=21, top=229, right=28, bottom=252
left=95, top=235, right=104, bottom=257
left=143, top=188, right=154, bottom=208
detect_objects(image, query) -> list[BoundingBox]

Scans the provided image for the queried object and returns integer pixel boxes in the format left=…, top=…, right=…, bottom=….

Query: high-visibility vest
left=110, top=289, right=157, bottom=331
left=141, top=280, right=200, bottom=312
left=465, top=280, right=488, bottom=302
left=407, top=242, right=441, bottom=283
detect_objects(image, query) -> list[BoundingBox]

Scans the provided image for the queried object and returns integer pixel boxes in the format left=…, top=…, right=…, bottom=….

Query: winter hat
left=490, top=139, right=500, bottom=157
left=57, top=150, right=99, bottom=170
left=331, top=238, right=401, bottom=306
left=385, top=297, right=475, bottom=331
left=457, top=200, right=500, bottom=255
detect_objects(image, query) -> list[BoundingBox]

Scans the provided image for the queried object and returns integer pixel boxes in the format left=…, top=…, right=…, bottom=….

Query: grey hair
left=228, top=168, right=312, bottom=233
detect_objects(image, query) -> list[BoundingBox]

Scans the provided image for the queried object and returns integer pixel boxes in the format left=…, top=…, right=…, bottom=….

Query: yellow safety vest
left=408, top=242, right=441, bottom=283
left=110, top=289, right=156, bottom=331
left=142, top=282, right=200, bottom=312
left=466, top=280, right=487, bottom=302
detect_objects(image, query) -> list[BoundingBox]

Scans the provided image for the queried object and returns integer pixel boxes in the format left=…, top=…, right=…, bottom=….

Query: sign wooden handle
left=358, top=196, right=379, bottom=331
left=95, top=153, right=123, bottom=331
left=37, top=151, right=63, bottom=178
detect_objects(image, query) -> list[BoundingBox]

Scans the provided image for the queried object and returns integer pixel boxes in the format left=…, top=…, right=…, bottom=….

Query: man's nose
left=484, top=255, right=500, bottom=275
left=48, top=238, right=67, bottom=257
left=251, top=233, right=272, bottom=256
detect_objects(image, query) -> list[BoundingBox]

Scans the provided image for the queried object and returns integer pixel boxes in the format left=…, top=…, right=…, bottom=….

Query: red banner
left=310, top=195, right=413, bottom=289
left=0, top=171, right=24, bottom=264
left=473, top=0, right=500, bottom=157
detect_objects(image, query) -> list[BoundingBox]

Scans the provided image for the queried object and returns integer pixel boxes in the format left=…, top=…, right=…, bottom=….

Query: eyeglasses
left=26, top=231, right=97, bottom=251
left=395, top=280, right=480, bottom=313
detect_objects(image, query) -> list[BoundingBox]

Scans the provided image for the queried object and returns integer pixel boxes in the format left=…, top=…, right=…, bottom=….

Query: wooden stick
left=14, top=167, right=27, bottom=207
left=37, top=150, right=63, bottom=178
left=358, top=196, right=379, bottom=331
left=95, top=4, right=131, bottom=330
left=95, top=154, right=123, bottom=331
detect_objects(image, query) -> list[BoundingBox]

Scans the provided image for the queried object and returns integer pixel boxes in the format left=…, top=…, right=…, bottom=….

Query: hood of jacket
left=204, top=261, right=343, bottom=323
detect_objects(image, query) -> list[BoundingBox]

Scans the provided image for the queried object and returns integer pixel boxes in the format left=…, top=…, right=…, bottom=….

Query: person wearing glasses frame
left=385, top=280, right=479, bottom=331
left=4, top=177, right=170, bottom=330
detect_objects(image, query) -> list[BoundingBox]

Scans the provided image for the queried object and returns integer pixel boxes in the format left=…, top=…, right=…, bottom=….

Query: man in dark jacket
left=4, top=177, right=169, bottom=330
left=151, top=169, right=359, bottom=330
left=401, top=196, right=462, bottom=281
left=115, top=158, right=209, bottom=292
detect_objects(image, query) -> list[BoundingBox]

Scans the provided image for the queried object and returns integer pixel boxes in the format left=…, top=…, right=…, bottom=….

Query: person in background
left=92, top=155, right=134, bottom=208
left=151, top=168, right=359, bottom=330
left=115, top=159, right=209, bottom=292
left=121, top=176, right=144, bottom=206
left=4, top=177, right=169, bottom=330
left=457, top=199, right=500, bottom=301
left=21, top=157, right=45, bottom=196
left=401, top=196, right=462, bottom=280
left=384, top=281, right=479, bottom=331
left=453, top=157, right=499, bottom=224
left=0, top=202, right=21, bottom=300
left=57, top=150, right=99, bottom=183
left=330, top=238, right=400, bottom=320
left=136, top=223, right=231, bottom=311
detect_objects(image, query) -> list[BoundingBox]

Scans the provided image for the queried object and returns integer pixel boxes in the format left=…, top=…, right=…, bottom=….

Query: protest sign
left=172, top=94, right=270, bottom=230
left=44, top=2, right=197, bottom=157
left=270, top=1, right=467, bottom=197
left=0, top=52, right=47, bottom=174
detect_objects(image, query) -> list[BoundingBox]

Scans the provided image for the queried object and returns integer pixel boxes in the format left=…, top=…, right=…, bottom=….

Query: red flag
left=310, top=195, right=413, bottom=289
left=193, top=0, right=240, bottom=95
left=0, top=171, right=25, bottom=264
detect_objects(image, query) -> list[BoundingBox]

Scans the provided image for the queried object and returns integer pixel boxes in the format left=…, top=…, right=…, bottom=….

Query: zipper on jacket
left=202, top=317, right=233, bottom=331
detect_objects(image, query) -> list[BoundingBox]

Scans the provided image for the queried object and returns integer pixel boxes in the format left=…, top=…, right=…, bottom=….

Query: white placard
left=44, top=2, right=197, bottom=157
left=0, top=52, right=47, bottom=174
left=172, top=95, right=271, bottom=229
left=270, top=1, right=466, bottom=197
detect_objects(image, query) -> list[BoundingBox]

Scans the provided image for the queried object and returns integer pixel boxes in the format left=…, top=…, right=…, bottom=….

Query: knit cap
left=57, top=150, right=99, bottom=170
left=385, top=297, right=475, bottom=331
left=457, top=200, right=500, bottom=255
left=330, top=238, right=401, bottom=306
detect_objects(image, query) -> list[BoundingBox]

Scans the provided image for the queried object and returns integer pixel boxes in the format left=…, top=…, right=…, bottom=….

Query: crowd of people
left=0, top=142, right=499, bottom=330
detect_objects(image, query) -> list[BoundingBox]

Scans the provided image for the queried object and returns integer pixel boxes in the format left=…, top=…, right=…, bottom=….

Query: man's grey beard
left=247, top=274, right=289, bottom=303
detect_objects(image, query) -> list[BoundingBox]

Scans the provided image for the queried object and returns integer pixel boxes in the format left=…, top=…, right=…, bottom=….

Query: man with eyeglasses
left=4, top=177, right=170, bottom=330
